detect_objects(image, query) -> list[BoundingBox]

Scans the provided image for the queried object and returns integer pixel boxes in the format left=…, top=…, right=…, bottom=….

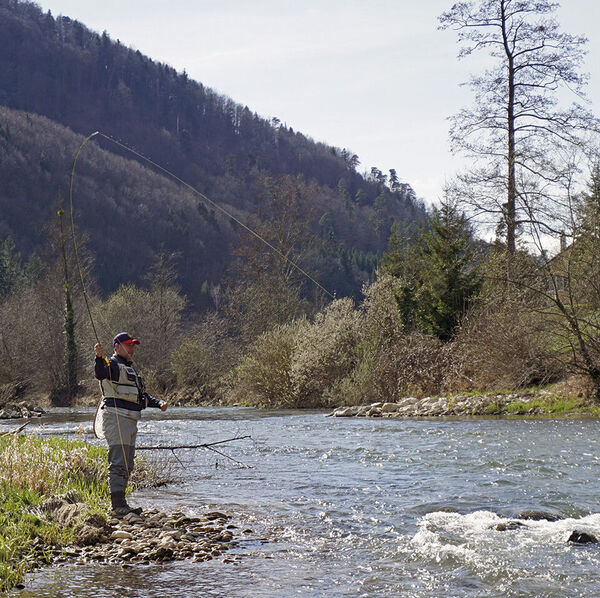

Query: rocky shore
left=328, top=391, right=568, bottom=418
left=34, top=492, right=246, bottom=569
left=0, top=401, right=45, bottom=420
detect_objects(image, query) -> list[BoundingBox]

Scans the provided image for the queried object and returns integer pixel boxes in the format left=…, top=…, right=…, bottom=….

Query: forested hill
left=0, top=0, right=426, bottom=301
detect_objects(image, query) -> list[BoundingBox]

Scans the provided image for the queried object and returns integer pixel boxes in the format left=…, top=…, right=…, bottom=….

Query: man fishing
left=94, top=332, right=167, bottom=517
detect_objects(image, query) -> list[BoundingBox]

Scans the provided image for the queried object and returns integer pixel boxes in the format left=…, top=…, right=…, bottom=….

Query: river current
left=10, top=407, right=600, bottom=597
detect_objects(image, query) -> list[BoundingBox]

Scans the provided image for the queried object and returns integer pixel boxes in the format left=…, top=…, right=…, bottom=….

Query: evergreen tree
left=381, top=201, right=482, bottom=341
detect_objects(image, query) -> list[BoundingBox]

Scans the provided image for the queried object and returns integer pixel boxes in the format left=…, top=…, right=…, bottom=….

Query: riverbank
left=0, top=433, right=240, bottom=594
left=2, top=380, right=598, bottom=420
left=329, top=389, right=600, bottom=418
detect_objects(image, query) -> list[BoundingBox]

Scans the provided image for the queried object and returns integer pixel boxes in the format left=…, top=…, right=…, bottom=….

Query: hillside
left=0, top=0, right=426, bottom=300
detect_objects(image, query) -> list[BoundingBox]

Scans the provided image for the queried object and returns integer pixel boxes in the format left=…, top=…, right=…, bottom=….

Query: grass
left=476, top=389, right=600, bottom=417
left=0, top=432, right=178, bottom=593
left=502, top=395, right=590, bottom=415
left=0, top=433, right=111, bottom=593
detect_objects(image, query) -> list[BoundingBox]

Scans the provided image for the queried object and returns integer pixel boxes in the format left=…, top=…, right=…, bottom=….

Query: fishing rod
left=68, top=130, right=327, bottom=462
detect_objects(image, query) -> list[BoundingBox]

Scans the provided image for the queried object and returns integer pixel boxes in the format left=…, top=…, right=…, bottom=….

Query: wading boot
left=110, top=492, right=143, bottom=517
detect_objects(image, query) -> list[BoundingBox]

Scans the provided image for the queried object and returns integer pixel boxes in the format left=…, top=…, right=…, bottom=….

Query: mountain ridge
left=0, top=0, right=426, bottom=300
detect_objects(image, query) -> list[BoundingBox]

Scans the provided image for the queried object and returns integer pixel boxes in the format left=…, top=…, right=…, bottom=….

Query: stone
left=518, top=511, right=561, bottom=522
left=111, top=530, right=134, bottom=540
left=381, top=403, right=398, bottom=413
left=149, top=545, right=174, bottom=560
left=205, top=511, right=229, bottom=521
left=568, top=530, right=598, bottom=544
left=495, top=521, right=525, bottom=531
left=74, top=525, right=105, bottom=546
left=333, top=407, right=352, bottom=417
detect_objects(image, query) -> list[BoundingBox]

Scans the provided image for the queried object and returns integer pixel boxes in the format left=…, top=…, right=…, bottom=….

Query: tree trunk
left=502, top=0, right=517, bottom=281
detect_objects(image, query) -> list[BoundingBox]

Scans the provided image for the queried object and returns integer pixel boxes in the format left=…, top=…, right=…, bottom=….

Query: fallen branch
left=0, top=421, right=30, bottom=437
left=136, top=435, right=251, bottom=451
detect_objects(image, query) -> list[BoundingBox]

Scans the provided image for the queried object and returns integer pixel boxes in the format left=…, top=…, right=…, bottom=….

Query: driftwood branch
left=136, top=435, right=251, bottom=451
left=0, top=421, right=30, bottom=437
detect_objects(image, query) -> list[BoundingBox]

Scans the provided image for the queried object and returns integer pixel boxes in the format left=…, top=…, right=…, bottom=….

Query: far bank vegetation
left=1, top=171, right=600, bottom=409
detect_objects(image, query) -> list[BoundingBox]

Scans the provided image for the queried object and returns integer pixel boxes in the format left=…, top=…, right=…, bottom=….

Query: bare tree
left=440, top=0, right=599, bottom=277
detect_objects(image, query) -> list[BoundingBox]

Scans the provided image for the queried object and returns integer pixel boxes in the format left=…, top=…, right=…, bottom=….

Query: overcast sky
left=36, top=0, right=600, bottom=207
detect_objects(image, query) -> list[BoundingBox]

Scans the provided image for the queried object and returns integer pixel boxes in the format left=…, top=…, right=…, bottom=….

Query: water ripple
left=18, top=410, right=600, bottom=597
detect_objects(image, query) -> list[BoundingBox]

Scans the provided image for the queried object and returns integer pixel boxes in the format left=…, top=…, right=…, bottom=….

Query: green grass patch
left=503, top=394, right=591, bottom=415
left=0, top=434, right=110, bottom=593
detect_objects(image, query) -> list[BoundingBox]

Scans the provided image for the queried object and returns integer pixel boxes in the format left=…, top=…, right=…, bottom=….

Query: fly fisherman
left=94, top=332, right=167, bottom=517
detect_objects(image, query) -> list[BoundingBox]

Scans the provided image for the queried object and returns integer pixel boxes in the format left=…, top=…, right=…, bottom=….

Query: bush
left=231, top=298, right=364, bottom=408
left=454, top=299, right=565, bottom=391
left=291, top=298, right=364, bottom=407
left=232, top=321, right=301, bottom=407
left=170, top=336, right=215, bottom=389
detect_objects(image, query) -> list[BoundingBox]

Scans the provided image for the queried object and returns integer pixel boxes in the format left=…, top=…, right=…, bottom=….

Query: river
left=11, top=407, right=600, bottom=597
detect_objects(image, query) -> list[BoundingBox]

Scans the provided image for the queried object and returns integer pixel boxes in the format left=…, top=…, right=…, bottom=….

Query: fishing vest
left=100, top=359, right=145, bottom=406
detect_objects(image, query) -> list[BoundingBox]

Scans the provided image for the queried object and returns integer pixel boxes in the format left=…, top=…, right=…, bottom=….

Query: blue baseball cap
left=113, top=332, right=140, bottom=346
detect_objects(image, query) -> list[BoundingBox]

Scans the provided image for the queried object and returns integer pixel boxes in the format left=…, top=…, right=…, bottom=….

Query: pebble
left=48, top=508, right=239, bottom=568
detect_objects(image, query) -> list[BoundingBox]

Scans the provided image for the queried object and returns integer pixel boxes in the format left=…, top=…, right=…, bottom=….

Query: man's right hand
left=94, top=342, right=104, bottom=358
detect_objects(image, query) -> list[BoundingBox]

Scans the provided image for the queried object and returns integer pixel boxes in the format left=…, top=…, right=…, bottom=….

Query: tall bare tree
left=439, top=0, right=599, bottom=277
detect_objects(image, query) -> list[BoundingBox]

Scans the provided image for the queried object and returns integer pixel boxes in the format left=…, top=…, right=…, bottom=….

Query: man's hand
left=94, top=342, right=104, bottom=358
left=160, top=401, right=168, bottom=412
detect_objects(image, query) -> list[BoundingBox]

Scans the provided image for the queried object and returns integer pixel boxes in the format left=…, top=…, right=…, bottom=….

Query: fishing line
left=68, top=130, right=334, bottom=311
left=68, top=130, right=326, bottom=466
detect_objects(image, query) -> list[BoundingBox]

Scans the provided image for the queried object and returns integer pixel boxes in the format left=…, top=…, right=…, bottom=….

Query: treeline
left=0, top=0, right=426, bottom=299
left=3, top=168, right=599, bottom=407
left=228, top=174, right=600, bottom=407
left=0, top=105, right=416, bottom=301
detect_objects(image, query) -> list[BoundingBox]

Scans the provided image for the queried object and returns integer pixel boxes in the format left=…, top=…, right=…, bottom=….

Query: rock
left=149, top=545, right=174, bottom=560
left=111, top=530, right=133, bottom=540
left=381, top=403, right=399, bottom=413
left=568, top=530, right=598, bottom=544
left=495, top=521, right=525, bottom=531
left=75, top=525, right=105, bottom=546
left=216, top=531, right=233, bottom=543
left=518, top=511, right=561, bottom=522
left=43, top=506, right=238, bottom=568
left=123, top=512, right=144, bottom=524
left=205, top=511, right=229, bottom=521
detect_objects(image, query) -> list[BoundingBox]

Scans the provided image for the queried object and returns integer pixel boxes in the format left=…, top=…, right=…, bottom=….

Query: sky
left=36, top=0, right=600, bottom=208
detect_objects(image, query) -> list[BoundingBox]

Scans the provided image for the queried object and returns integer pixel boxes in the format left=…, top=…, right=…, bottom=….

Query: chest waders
left=100, top=356, right=145, bottom=516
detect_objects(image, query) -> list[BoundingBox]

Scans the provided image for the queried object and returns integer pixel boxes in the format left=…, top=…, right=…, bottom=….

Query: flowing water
left=9, top=408, right=600, bottom=597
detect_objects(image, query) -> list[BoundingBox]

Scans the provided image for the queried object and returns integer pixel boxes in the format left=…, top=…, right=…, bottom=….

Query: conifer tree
left=381, top=201, right=481, bottom=341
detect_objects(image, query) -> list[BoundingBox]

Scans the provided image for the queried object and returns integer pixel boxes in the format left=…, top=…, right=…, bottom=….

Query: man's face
left=115, top=342, right=136, bottom=360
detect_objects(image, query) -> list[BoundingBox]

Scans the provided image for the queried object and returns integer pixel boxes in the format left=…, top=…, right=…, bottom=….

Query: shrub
left=231, top=321, right=301, bottom=407
left=170, top=336, right=215, bottom=389
left=291, top=298, right=364, bottom=407
left=454, top=299, right=565, bottom=391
